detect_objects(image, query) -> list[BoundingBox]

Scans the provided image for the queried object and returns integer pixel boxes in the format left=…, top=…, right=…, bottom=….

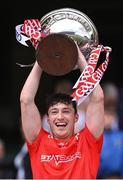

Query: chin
left=54, top=131, right=72, bottom=140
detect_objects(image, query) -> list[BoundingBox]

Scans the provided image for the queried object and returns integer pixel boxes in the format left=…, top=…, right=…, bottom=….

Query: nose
left=57, top=111, right=64, bottom=120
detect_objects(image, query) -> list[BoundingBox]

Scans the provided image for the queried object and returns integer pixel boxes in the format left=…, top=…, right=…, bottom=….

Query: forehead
left=48, top=102, right=73, bottom=110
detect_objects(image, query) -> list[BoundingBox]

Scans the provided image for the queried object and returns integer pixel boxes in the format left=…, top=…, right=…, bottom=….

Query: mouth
left=55, top=122, right=68, bottom=127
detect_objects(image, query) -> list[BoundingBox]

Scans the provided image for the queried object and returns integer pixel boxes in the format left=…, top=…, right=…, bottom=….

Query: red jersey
left=27, top=126, right=103, bottom=179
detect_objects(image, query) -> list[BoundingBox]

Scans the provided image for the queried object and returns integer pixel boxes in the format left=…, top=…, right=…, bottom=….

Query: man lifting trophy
left=16, top=8, right=112, bottom=179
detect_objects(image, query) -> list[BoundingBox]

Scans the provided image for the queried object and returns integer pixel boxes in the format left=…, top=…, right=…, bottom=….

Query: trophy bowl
left=36, top=8, right=99, bottom=76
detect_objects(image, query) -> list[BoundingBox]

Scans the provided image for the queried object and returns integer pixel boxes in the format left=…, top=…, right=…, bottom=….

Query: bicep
left=20, top=102, right=41, bottom=143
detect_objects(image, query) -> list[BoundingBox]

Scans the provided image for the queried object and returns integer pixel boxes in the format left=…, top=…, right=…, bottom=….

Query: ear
left=47, top=116, right=50, bottom=124
left=75, top=113, right=79, bottom=123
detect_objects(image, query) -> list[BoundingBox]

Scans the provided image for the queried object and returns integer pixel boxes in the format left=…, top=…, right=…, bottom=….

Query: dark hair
left=45, top=93, right=77, bottom=114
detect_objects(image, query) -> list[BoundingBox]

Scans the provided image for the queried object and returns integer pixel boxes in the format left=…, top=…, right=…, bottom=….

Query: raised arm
left=77, top=46, right=104, bottom=138
left=20, top=61, right=43, bottom=143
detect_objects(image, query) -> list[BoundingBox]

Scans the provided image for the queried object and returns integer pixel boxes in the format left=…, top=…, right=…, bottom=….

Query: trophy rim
left=40, top=7, right=99, bottom=46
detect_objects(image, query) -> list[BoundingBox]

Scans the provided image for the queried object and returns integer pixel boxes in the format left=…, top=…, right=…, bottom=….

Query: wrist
left=77, top=46, right=88, bottom=71
left=78, top=58, right=88, bottom=72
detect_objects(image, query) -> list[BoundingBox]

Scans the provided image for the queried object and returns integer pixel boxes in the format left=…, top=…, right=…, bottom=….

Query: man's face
left=47, top=102, right=78, bottom=140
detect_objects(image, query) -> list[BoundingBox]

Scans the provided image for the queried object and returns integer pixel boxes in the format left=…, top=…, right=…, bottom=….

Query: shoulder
left=79, top=125, right=103, bottom=152
left=26, top=128, right=50, bottom=152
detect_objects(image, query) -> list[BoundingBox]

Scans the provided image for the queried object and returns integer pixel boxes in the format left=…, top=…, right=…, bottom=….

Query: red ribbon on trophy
left=71, top=45, right=111, bottom=105
left=16, top=19, right=46, bottom=48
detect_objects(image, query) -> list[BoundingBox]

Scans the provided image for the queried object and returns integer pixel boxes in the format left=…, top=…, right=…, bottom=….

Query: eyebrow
left=49, top=107, right=73, bottom=112
left=49, top=107, right=58, bottom=111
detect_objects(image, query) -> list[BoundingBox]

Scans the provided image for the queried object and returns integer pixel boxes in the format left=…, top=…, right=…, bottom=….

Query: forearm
left=86, top=84, right=104, bottom=138
left=20, top=61, right=43, bottom=103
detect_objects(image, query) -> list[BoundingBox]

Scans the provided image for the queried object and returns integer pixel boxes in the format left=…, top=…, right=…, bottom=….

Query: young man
left=20, top=45, right=104, bottom=179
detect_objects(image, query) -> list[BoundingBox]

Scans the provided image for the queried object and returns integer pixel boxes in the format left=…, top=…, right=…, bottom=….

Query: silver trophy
left=36, top=8, right=99, bottom=75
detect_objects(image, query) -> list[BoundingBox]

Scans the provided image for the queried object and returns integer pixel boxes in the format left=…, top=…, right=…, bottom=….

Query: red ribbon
left=71, top=45, right=111, bottom=105
left=22, top=19, right=46, bottom=48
